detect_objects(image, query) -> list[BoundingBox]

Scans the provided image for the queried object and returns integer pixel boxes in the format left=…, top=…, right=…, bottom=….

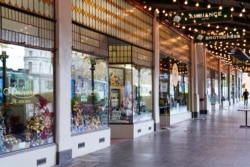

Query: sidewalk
left=56, top=103, right=250, bottom=167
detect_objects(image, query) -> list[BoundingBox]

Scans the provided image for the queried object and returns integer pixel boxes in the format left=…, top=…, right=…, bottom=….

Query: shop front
left=108, top=44, right=154, bottom=138
left=159, top=56, right=191, bottom=127
left=0, top=45, right=54, bottom=154
left=0, top=1, right=57, bottom=166
left=158, top=25, right=192, bottom=128
left=69, top=25, right=111, bottom=158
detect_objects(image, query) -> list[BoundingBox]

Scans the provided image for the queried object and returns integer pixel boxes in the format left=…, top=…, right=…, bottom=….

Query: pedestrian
left=243, top=89, right=249, bottom=106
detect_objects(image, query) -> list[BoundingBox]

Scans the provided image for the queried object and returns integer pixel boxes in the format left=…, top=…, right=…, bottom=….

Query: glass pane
left=160, top=57, right=190, bottom=115
left=71, top=51, right=109, bottom=134
left=132, top=65, right=153, bottom=122
left=109, top=64, right=153, bottom=124
left=0, top=44, right=54, bottom=154
left=109, top=64, right=132, bottom=123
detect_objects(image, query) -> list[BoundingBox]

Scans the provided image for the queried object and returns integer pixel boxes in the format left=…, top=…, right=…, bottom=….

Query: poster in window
left=109, top=68, right=124, bottom=86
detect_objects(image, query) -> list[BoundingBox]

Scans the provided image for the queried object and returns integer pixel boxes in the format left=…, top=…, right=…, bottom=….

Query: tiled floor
left=57, top=103, right=250, bottom=167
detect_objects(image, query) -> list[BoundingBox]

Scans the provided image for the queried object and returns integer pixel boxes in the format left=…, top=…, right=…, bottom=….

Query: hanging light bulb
left=219, top=5, right=223, bottom=10
left=195, top=2, right=199, bottom=7
left=230, top=7, right=234, bottom=11
left=242, top=7, right=246, bottom=13
left=207, top=4, right=211, bottom=8
left=184, top=0, right=188, bottom=5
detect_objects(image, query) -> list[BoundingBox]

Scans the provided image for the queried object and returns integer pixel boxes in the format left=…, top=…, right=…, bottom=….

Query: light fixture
left=207, top=4, right=211, bottom=8
left=173, top=0, right=176, bottom=2
left=219, top=0, right=223, bottom=10
left=195, top=2, right=199, bottom=7
left=242, top=8, right=246, bottom=13
left=230, top=7, right=234, bottom=12
left=239, top=13, right=243, bottom=17
left=184, top=0, right=188, bottom=5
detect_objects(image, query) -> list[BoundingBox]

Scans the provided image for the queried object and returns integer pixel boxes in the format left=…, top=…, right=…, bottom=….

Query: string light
left=140, top=1, right=249, bottom=67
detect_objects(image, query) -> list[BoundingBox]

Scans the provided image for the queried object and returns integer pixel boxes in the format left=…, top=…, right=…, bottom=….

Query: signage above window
left=194, top=30, right=243, bottom=43
left=173, top=8, right=232, bottom=25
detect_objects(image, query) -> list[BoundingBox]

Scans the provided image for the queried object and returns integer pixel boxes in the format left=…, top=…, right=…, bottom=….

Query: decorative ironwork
left=0, top=6, right=55, bottom=49
left=0, top=0, right=54, bottom=18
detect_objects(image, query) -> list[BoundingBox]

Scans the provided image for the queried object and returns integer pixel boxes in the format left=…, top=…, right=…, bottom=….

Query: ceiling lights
left=140, top=0, right=250, bottom=70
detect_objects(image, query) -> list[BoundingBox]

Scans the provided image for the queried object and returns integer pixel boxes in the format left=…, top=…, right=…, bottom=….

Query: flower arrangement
left=25, top=113, right=44, bottom=140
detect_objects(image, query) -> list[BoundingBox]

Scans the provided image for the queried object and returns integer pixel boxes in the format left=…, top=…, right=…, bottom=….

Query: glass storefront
left=71, top=51, right=109, bottom=134
left=0, top=44, right=54, bottom=153
left=159, top=57, right=190, bottom=115
left=221, top=73, right=228, bottom=102
left=207, top=69, right=219, bottom=105
left=109, top=64, right=152, bottom=123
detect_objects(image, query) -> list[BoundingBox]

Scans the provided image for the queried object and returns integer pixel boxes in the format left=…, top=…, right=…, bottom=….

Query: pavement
left=55, top=102, right=250, bottom=167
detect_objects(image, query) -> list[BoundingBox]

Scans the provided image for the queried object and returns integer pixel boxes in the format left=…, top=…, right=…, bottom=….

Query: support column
left=218, top=60, right=222, bottom=107
left=152, top=11, right=160, bottom=131
left=191, top=42, right=199, bottom=118
left=55, top=0, right=72, bottom=165
left=196, top=44, right=207, bottom=114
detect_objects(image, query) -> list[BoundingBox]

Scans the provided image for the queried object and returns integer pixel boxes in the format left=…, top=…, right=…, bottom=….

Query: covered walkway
left=57, top=103, right=250, bottom=167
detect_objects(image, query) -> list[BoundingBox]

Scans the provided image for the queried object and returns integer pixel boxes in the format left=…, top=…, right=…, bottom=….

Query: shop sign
left=194, top=31, right=243, bottom=43
left=173, top=8, right=231, bottom=24
left=3, top=88, right=34, bottom=104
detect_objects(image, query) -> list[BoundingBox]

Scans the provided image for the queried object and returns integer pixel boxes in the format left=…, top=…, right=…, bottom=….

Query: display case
left=71, top=52, right=109, bottom=134
left=0, top=46, right=54, bottom=154
left=109, top=64, right=153, bottom=124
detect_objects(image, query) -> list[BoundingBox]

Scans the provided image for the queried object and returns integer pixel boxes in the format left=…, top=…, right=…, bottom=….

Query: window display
left=109, top=64, right=153, bottom=123
left=71, top=52, right=109, bottom=134
left=207, top=69, right=219, bottom=105
left=159, top=57, right=190, bottom=115
left=0, top=44, right=54, bottom=154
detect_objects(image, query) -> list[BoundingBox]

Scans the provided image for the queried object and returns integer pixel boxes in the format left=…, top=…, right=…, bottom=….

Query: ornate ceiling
left=129, top=0, right=250, bottom=71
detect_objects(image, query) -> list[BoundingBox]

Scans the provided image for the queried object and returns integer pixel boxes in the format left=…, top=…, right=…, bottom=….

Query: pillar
left=55, top=0, right=72, bottom=165
left=152, top=11, right=160, bottom=130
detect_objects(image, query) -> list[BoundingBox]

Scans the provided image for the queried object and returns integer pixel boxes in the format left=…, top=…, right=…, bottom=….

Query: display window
left=207, top=69, right=219, bottom=105
left=71, top=51, right=109, bottom=134
left=0, top=44, right=54, bottom=154
left=221, top=73, right=228, bottom=102
left=159, top=57, right=190, bottom=115
left=109, top=64, right=153, bottom=123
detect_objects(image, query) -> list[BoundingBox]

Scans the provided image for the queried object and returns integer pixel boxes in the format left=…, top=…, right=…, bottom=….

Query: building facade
left=0, top=0, right=242, bottom=166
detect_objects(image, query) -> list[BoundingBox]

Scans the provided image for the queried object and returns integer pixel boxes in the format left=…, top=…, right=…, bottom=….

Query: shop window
left=0, top=44, right=54, bottom=154
left=71, top=51, right=109, bottom=134
left=109, top=64, right=153, bottom=123
left=159, top=57, right=190, bottom=115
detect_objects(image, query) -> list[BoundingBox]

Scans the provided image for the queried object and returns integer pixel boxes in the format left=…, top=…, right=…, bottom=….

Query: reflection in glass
left=71, top=51, right=109, bottom=134
left=160, top=57, right=190, bottom=115
left=109, top=64, right=153, bottom=123
left=0, top=44, right=54, bottom=154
